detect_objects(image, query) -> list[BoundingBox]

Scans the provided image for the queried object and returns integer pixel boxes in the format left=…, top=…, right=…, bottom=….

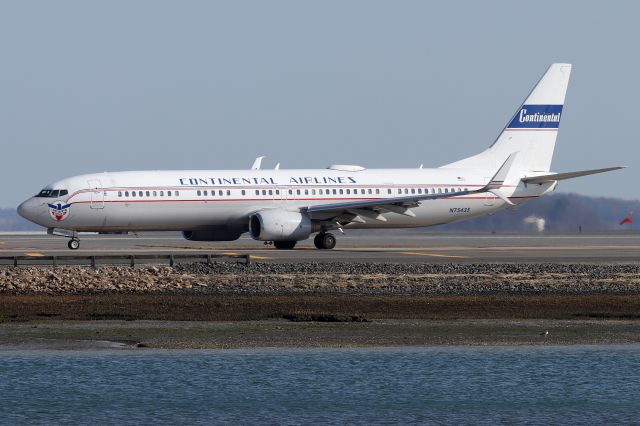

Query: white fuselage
left=17, top=167, right=551, bottom=233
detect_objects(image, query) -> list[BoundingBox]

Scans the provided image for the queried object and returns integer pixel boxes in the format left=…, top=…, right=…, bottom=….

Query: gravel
left=1, top=262, right=639, bottom=296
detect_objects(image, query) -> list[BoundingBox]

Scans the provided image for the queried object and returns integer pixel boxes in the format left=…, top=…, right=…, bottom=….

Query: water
left=1, top=345, right=640, bottom=425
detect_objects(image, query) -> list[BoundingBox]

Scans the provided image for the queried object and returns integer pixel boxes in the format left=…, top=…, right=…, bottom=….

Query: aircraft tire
left=273, top=240, right=297, bottom=250
left=314, top=232, right=336, bottom=250
left=68, top=239, right=80, bottom=250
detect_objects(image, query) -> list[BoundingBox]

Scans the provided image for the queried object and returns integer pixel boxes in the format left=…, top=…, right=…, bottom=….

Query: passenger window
left=158, top=191, right=163, bottom=196
left=275, top=189, right=280, bottom=195
left=132, top=191, right=136, bottom=197
left=388, top=189, right=392, bottom=195
left=197, top=190, right=202, bottom=196
left=445, top=188, right=449, bottom=193
left=418, top=189, right=422, bottom=194
left=319, top=189, right=323, bottom=195
left=411, top=188, right=415, bottom=194
left=268, top=190, right=273, bottom=195
left=464, top=188, right=469, bottom=191
left=176, top=191, right=179, bottom=196
left=368, top=189, right=372, bottom=194
left=288, top=189, right=293, bottom=195
left=227, top=190, right=231, bottom=196
left=219, top=190, right=223, bottom=196
left=332, top=189, right=337, bottom=195
left=304, top=189, right=308, bottom=195
left=118, top=191, right=122, bottom=197
left=255, top=190, right=260, bottom=196
left=438, top=188, right=442, bottom=194
left=241, top=190, right=246, bottom=196
left=125, top=191, right=129, bottom=197
left=168, top=191, right=173, bottom=196
left=262, top=190, right=267, bottom=195
left=311, top=189, right=316, bottom=195
left=153, top=191, right=157, bottom=196
left=146, top=191, right=150, bottom=197
left=376, top=189, right=380, bottom=194
left=338, top=189, right=342, bottom=195
left=297, top=189, right=301, bottom=195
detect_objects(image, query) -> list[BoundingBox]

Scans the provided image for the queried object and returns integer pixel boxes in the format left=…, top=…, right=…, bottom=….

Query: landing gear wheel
left=68, top=239, right=80, bottom=250
left=314, top=232, right=336, bottom=250
left=273, top=240, right=297, bottom=250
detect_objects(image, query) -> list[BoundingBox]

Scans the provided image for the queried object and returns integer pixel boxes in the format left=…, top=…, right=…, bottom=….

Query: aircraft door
left=88, top=179, right=105, bottom=209
left=280, top=186, right=290, bottom=205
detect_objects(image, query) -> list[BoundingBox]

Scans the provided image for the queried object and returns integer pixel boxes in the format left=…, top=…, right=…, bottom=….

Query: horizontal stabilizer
left=522, top=166, right=625, bottom=184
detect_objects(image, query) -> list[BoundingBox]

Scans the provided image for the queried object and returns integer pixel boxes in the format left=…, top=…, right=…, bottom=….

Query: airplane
left=18, top=63, right=624, bottom=250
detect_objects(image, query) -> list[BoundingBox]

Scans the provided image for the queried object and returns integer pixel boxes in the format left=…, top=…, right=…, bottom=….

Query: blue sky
left=1, top=1, right=637, bottom=207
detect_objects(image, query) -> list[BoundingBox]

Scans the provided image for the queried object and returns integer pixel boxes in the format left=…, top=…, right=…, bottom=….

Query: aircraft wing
left=521, top=166, right=625, bottom=184
left=304, top=153, right=517, bottom=222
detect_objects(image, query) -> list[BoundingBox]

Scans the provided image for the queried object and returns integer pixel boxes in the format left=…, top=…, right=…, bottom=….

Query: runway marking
left=400, top=251, right=469, bottom=259
left=25, top=252, right=45, bottom=257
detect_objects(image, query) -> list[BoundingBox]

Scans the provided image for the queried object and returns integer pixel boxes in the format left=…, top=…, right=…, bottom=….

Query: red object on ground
left=620, top=217, right=633, bottom=225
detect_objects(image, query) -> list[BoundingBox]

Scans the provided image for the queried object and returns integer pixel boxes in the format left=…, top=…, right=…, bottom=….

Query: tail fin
left=442, top=63, right=572, bottom=173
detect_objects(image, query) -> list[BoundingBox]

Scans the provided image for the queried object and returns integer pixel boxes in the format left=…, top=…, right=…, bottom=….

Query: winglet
left=484, top=152, right=518, bottom=191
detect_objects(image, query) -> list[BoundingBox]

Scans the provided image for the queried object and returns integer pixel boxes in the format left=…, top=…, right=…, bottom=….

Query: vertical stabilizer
left=442, top=63, right=572, bottom=173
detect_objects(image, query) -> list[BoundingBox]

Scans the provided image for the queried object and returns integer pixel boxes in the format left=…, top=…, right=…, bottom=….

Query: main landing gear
left=314, top=232, right=336, bottom=250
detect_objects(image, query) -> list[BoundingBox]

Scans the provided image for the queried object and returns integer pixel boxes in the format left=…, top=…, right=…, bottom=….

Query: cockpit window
left=35, top=189, right=69, bottom=198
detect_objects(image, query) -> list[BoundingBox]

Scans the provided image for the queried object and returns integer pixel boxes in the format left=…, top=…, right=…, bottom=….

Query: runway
left=1, top=231, right=639, bottom=263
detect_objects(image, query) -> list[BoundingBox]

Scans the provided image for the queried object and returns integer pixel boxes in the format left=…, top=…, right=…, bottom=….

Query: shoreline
left=1, top=319, right=639, bottom=350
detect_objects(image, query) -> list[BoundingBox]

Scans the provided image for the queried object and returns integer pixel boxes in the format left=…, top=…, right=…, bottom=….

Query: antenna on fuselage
left=251, top=156, right=265, bottom=170
left=274, top=163, right=280, bottom=170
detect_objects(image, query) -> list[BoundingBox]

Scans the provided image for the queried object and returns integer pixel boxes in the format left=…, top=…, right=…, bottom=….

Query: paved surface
left=1, top=231, right=639, bottom=264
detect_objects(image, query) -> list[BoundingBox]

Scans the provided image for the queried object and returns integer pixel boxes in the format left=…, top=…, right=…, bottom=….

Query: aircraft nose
left=17, top=198, right=38, bottom=223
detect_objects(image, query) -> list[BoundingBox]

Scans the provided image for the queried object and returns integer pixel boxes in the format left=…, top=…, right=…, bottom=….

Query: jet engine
left=249, top=209, right=314, bottom=241
left=182, top=226, right=242, bottom=241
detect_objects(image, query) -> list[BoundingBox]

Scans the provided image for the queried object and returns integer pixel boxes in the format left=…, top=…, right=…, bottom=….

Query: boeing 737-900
left=17, top=64, right=623, bottom=250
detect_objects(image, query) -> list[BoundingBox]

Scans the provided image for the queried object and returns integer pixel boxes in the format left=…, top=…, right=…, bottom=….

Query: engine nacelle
left=249, top=209, right=313, bottom=241
left=182, top=227, right=242, bottom=241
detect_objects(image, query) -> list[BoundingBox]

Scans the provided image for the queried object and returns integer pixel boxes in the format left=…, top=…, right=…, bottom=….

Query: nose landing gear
left=314, top=232, right=336, bottom=250
left=48, top=228, right=81, bottom=250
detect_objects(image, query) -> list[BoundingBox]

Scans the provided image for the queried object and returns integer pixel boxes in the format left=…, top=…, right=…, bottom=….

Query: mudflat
left=0, top=319, right=639, bottom=350
left=1, top=262, right=639, bottom=349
